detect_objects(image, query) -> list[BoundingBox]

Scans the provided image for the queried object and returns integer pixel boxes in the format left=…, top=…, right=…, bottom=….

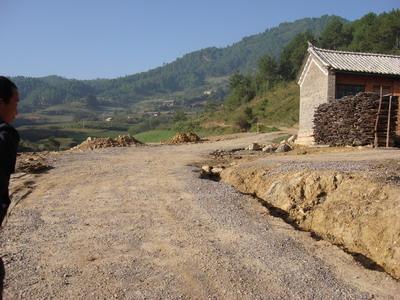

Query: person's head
left=0, top=76, right=19, bottom=124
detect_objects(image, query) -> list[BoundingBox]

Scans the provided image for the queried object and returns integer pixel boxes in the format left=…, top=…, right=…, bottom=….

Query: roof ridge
left=311, top=44, right=400, bottom=59
left=305, top=43, right=400, bottom=76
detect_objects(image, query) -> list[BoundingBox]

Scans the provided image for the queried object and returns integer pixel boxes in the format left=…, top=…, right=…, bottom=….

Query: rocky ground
left=1, top=132, right=400, bottom=299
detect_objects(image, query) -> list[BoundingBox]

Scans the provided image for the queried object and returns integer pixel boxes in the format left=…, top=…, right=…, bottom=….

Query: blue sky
left=0, top=0, right=398, bottom=79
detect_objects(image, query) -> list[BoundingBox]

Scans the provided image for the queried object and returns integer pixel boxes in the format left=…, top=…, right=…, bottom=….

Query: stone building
left=297, top=43, right=400, bottom=145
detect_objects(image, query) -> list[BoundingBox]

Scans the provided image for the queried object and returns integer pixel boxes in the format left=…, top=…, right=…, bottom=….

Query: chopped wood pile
left=166, top=132, right=201, bottom=144
left=71, top=135, right=143, bottom=151
left=313, top=92, right=398, bottom=147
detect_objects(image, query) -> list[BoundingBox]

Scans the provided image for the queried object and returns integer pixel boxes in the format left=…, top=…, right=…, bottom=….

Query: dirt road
left=1, top=133, right=400, bottom=299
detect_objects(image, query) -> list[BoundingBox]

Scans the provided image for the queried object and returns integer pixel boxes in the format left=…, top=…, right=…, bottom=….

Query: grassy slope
left=134, top=130, right=177, bottom=143
left=251, top=81, right=299, bottom=126
left=198, top=81, right=299, bottom=131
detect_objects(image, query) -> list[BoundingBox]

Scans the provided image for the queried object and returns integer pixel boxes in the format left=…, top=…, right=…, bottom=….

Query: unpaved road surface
left=1, top=132, right=400, bottom=299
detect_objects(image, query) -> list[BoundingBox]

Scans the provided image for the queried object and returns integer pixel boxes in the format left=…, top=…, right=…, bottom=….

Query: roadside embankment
left=220, top=163, right=400, bottom=279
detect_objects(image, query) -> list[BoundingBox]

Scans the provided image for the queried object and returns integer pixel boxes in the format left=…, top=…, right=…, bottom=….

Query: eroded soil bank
left=220, top=162, right=400, bottom=280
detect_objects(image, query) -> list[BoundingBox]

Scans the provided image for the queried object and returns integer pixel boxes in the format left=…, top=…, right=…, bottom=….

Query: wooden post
left=374, top=85, right=383, bottom=148
left=386, top=95, right=393, bottom=147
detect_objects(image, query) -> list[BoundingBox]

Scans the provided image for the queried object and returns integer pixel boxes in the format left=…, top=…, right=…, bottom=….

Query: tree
left=224, top=72, right=255, bottom=109
left=319, top=17, right=352, bottom=50
left=279, top=31, right=315, bottom=80
left=84, top=94, right=99, bottom=108
left=173, top=110, right=187, bottom=123
left=347, top=13, right=379, bottom=52
left=255, top=54, right=278, bottom=92
left=233, top=107, right=254, bottom=131
left=377, top=10, right=400, bottom=54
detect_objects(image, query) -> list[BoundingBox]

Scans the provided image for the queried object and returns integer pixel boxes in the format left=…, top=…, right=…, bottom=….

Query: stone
left=200, top=165, right=213, bottom=179
left=287, top=135, right=297, bottom=144
left=275, top=143, right=292, bottom=153
left=211, top=167, right=224, bottom=175
left=334, top=174, right=343, bottom=184
left=201, top=165, right=212, bottom=173
left=262, top=145, right=276, bottom=153
left=247, top=143, right=262, bottom=151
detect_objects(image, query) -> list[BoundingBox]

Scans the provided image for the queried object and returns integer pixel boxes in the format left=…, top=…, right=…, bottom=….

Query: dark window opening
left=336, top=84, right=365, bottom=99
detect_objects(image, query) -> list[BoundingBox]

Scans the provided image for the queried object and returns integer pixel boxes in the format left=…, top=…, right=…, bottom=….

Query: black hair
left=0, top=76, right=17, bottom=104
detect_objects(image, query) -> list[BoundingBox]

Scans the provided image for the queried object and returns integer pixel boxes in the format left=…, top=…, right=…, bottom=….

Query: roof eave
left=333, top=69, right=400, bottom=78
left=297, top=44, right=331, bottom=85
left=308, top=44, right=331, bottom=68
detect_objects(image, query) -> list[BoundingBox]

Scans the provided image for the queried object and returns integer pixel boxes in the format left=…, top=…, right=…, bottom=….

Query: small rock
left=275, top=143, right=292, bottom=153
left=262, top=145, right=276, bottom=153
left=201, top=165, right=212, bottom=173
left=287, top=135, right=297, bottom=144
left=247, top=143, right=262, bottom=151
left=334, top=174, right=343, bottom=184
left=211, top=167, right=224, bottom=175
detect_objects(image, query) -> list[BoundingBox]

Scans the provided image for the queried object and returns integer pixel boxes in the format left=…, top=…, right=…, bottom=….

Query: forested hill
left=14, top=15, right=339, bottom=111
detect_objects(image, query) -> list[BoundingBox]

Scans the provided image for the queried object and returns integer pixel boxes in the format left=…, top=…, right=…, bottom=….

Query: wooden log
left=386, top=96, right=393, bottom=147
left=313, top=92, right=398, bottom=147
left=374, top=86, right=383, bottom=148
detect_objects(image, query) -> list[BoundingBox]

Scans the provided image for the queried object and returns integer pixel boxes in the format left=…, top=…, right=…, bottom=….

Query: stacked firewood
left=313, top=92, right=398, bottom=146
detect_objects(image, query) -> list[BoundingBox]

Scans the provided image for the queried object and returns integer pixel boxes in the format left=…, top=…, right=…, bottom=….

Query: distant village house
left=144, top=111, right=161, bottom=117
left=297, top=43, right=400, bottom=145
left=161, top=100, right=175, bottom=107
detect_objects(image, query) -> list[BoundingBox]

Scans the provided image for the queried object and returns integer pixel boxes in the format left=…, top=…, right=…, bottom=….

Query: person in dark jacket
left=0, top=76, right=20, bottom=226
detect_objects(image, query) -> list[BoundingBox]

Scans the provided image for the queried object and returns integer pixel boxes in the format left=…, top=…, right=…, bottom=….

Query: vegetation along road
left=1, top=132, right=400, bottom=299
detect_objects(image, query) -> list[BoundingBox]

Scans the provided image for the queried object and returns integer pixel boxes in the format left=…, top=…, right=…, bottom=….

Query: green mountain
left=13, top=15, right=340, bottom=112
left=204, top=9, right=400, bottom=132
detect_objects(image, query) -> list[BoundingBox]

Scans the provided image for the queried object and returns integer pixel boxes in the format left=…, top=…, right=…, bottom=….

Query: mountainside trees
left=14, top=15, right=337, bottom=111
left=318, top=10, right=400, bottom=54
left=219, top=9, right=400, bottom=131
left=12, top=9, right=400, bottom=117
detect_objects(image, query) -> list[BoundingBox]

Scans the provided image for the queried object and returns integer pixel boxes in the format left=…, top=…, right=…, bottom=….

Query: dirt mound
left=71, top=135, right=143, bottom=151
left=221, top=166, right=400, bottom=280
left=16, top=152, right=52, bottom=173
left=167, top=132, right=201, bottom=144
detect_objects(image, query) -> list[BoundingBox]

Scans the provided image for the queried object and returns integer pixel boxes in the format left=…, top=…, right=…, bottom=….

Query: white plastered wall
left=297, top=55, right=333, bottom=145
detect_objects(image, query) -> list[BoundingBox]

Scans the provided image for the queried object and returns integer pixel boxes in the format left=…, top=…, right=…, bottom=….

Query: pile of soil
left=167, top=132, right=201, bottom=144
left=71, top=135, right=143, bottom=151
left=16, top=152, right=51, bottom=173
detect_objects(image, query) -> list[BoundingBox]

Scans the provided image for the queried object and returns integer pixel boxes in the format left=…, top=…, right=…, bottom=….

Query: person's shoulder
left=0, top=121, right=19, bottom=142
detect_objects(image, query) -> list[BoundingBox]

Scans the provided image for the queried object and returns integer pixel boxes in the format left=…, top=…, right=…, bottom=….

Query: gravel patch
left=185, top=168, right=371, bottom=299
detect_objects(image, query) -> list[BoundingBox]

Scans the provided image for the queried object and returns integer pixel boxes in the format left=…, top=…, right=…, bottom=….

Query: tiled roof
left=309, top=44, right=400, bottom=76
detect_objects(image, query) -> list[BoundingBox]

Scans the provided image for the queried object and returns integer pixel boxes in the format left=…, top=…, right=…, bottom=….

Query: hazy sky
left=0, top=0, right=398, bottom=79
